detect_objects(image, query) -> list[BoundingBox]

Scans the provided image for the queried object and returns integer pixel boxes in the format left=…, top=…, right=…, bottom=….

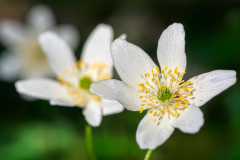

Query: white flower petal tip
left=80, top=23, right=113, bottom=72
left=102, top=99, right=124, bottom=116
left=136, top=113, right=174, bottom=149
left=170, top=105, right=204, bottom=134
left=15, top=78, right=72, bottom=103
left=157, top=23, right=186, bottom=73
left=83, top=106, right=102, bottom=127
left=189, top=70, right=237, bottom=107
left=119, top=34, right=127, bottom=40
left=38, top=31, right=76, bottom=77
left=27, top=4, right=55, bottom=31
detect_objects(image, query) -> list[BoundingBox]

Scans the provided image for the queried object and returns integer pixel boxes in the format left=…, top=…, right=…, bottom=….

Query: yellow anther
left=174, top=111, right=178, bottom=117
left=167, top=70, right=171, bottom=76
left=188, top=94, right=193, bottom=96
left=174, top=103, right=181, bottom=108
left=173, top=94, right=177, bottom=98
left=186, top=81, right=191, bottom=84
left=162, top=69, right=165, bottom=73
left=182, top=71, right=186, bottom=74
left=170, top=112, right=172, bottom=115
left=77, top=60, right=84, bottom=67
left=165, top=100, right=169, bottom=103
left=141, top=104, right=145, bottom=106
left=174, top=67, right=178, bottom=74
left=152, top=105, right=157, bottom=108
left=156, top=101, right=158, bottom=104
left=184, top=100, right=189, bottom=104
left=165, top=66, right=168, bottom=71
left=137, top=90, right=142, bottom=93
left=159, top=86, right=162, bottom=90
left=179, top=74, right=183, bottom=79
left=149, top=99, right=153, bottom=101
left=154, top=119, right=156, bottom=123
left=145, top=81, right=150, bottom=86
left=147, top=73, right=150, bottom=77
left=140, top=108, right=144, bottom=113
left=167, top=108, right=170, bottom=112
left=142, top=100, right=147, bottom=102
left=189, top=86, right=194, bottom=89
left=159, top=109, right=164, bottom=114
left=157, top=80, right=160, bottom=84
left=176, top=80, right=180, bottom=83
left=181, top=80, right=184, bottom=83
left=183, top=105, right=187, bottom=108
left=164, top=86, right=167, bottom=90
left=140, top=96, right=143, bottom=99
left=57, top=76, right=64, bottom=81
left=150, top=110, right=153, bottom=114
left=156, top=67, right=159, bottom=71
left=163, top=74, right=165, bottom=78
left=170, top=78, right=172, bottom=81
left=154, top=111, right=157, bottom=115
left=174, top=78, right=176, bottom=82
left=144, top=74, right=147, bottom=78
left=169, top=84, right=172, bottom=88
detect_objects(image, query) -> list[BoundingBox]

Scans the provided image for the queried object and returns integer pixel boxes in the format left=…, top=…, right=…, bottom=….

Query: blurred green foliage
left=0, top=0, right=240, bottom=159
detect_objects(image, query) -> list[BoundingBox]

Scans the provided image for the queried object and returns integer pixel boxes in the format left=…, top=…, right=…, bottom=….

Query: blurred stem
left=144, top=149, right=153, bottom=160
left=85, top=124, right=97, bottom=160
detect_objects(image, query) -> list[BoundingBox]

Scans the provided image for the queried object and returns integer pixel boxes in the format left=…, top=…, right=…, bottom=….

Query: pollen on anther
left=140, top=96, right=143, bottom=99
left=140, top=108, right=144, bottom=113
left=150, top=110, right=153, bottom=114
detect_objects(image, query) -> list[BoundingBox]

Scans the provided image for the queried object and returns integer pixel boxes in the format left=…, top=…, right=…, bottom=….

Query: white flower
left=15, top=24, right=125, bottom=127
left=0, top=4, right=79, bottom=81
left=90, top=23, right=237, bottom=149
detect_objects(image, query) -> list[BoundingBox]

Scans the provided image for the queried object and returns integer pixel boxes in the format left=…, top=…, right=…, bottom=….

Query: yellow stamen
left=140, top=108, right=144, bottom=113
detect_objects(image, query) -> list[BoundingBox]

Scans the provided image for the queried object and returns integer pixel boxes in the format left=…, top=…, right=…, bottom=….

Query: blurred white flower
left=90, top=23, right=237, bottom=149
left=0, top=4, right=79, bottom=81
left=15, top=24, right=125, bottom=127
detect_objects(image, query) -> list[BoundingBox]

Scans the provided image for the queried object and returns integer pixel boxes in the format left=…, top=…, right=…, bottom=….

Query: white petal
left=15, top=78, right=72, bottom=103
left=38, top=31, right=77, bottom=78
left=81, top=24, right=113, bottom=75
left=50, top=99, right=75, bottom=107
left=101, top=99, right=124, bottom=116
left=0, top=20, right=24, bottom=45
left=119, top=34, right=127, bottom=40
left=0, top=52, right=21, bottom=81
left=188, top=70, right=236, bottom=107
left=26, top=4, right=55, bottom=31
left=90, top=79, right=145, bottom=111
left=111, top=38, right=157, bottom=88
left=136, top=113, right=174, bottom=149
left=56, top=24, right=80, bottom=50
left=169, top=105, right=204, bottom=134
left=83, top=105, right=102, bottom=127
left=157, top=23, right=186, bottom=73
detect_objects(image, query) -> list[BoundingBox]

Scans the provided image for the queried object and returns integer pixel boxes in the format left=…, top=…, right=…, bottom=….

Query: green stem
left=144, top=149, right=153, bottom=160
left=85, top=124, right=97, bottom=160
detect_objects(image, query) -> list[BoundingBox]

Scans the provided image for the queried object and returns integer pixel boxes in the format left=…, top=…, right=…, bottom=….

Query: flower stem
left=85, top=124, right=97, bottom=160
left=144, top=149, right=153, bottom=160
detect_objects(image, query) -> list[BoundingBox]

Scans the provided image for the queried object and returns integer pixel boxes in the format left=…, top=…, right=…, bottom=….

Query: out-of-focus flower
left=15, top=24, right=125, bottom=127
left=0, top=4, right=79, bottom=81
left=90, top=23, right=237, bottom=149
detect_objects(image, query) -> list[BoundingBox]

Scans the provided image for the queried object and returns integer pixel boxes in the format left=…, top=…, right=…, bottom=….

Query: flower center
left=157, top=87, right=172, bottom=102
left=79, top=76, right=92, bottom=90
left=137, top=66, right=195, bottom=123
left=57, top=61, right=110, bottom=106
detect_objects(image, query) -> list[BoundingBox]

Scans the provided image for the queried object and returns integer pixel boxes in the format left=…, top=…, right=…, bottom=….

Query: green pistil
left=157, top=87, right=172, bottom=102
left=79, top=77, right=92, bottom=90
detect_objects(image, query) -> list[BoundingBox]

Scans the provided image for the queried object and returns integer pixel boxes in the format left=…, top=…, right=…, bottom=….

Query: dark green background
left=0, top=0, right=240, bottom=159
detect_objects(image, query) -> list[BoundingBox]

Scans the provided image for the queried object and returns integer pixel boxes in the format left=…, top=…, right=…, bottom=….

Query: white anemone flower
left=90, top=23, right=237, bottom=149
left=15, top=24, right=125, bottom=127
left=0, top=4, right=79, bottom=81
